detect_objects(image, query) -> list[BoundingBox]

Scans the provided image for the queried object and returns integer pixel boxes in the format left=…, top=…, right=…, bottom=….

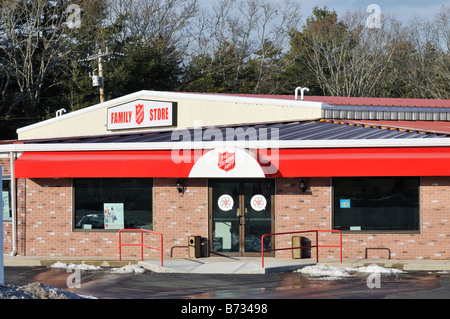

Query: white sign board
left=188, top=147, right=265, bottom=178
left=107, top=99, right=177, bottom=130
left=104, top=203, right=125, bottom=230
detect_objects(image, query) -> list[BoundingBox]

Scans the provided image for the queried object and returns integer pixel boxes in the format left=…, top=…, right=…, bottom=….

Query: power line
left=78, top=49, right=114, bottom=104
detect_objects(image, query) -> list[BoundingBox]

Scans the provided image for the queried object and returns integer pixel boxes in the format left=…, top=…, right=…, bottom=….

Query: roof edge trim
left=16, top=91, right=326, bottom=135
left=2, top=138, right=450, bottom=153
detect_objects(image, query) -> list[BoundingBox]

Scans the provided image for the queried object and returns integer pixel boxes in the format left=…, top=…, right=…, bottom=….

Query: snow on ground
left=0, top=262, right=146, bottom=299
left=49, top=262, right=145, bottom=273
left=0, top=282, right=94, bottom=299
left=295, top=264, right=404, bottom=280
left=109, top=264, right=146, bottom=273
left=49, top=262, right=102, bottom=271
left=356, top=264, right=404, bottom=274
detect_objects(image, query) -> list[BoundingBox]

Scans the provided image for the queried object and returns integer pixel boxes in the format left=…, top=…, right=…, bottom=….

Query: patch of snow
left=356, top=264, right=404, bottom=274
left=295, top=264, right=405, bottom=280
left=109, top=265, right=146, bottom=274
left=49, top=261, right=146, bottom=274
left=0, top=282, right=95, bottom=299
left=49, top=262, right=102, bottom=271
left=295, top=265, right=353, bottom=280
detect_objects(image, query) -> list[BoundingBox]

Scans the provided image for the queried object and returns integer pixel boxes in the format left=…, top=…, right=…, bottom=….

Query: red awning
left=15, top=151, right=195, bottom=178
left=14, top=147, right=450, bottom=178
left=269, top=147, right=450, bottom=177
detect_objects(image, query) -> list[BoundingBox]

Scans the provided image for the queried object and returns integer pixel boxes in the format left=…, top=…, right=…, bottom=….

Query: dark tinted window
left=74, top=178, right=153, bottom=230
left=333, top=177, right=419, bottom=231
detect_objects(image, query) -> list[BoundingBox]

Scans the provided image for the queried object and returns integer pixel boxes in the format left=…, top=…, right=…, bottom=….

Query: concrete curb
left=4, top=256, right=450, bottom=273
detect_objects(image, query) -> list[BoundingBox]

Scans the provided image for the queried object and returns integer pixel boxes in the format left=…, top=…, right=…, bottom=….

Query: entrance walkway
left=139, top=257, right=315, bottom=274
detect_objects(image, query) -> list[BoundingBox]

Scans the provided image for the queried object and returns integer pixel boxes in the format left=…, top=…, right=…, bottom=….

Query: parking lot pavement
left=3, top=262, right=450, bottom=300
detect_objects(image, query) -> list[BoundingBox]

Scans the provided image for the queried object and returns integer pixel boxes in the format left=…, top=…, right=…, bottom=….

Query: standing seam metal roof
left=25, top=119, right=448, bottom=145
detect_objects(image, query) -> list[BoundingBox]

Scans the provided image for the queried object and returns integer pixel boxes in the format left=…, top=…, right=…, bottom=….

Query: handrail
left=119, top=229, right=163, bottom=267
left=261, top=230, right=342, bottom=268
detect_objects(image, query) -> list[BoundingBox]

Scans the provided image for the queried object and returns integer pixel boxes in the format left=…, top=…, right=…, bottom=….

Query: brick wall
left=0, top=156, right=11, bottom=176
left=336, top=177, right=450, bottom=260
left=18, top=178, right=120, bottom=257
left=153, top=178, right=208, bottom=258
left=8, top=176, right=209, bottom=258
left=275, top=176, right=450, bottom=261
left=275, top=177, right=335, bottom=259
left=0, top=156, right=12, bottom=254
left=4, top=174, right=450, bottom=260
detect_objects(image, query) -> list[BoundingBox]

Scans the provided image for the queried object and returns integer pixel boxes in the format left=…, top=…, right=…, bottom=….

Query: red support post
left=118, top=229, right=164, bottom=267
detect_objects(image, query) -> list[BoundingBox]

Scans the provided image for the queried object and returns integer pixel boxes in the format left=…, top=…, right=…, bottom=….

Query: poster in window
left=2, top=191, right=9, bottom=219
left=104, top=203, right=124, bottom=229
left=340, top=199, right=351, bottom=209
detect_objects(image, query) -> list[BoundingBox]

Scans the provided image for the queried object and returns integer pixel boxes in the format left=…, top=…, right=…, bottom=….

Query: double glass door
left=210, top=179, right=274, bottom=256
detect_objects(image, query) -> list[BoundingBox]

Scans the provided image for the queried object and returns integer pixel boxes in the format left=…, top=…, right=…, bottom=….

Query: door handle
left=236, top=215, right=245, bottom=225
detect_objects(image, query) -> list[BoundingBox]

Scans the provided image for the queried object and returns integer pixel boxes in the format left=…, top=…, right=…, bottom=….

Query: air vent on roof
left=322, top=105, right=450, bottom=121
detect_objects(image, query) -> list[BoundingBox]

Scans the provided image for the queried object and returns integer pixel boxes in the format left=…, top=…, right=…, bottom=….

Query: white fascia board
left=2, top=138, right=450, bottom=153
left=16, top=90, right=325, bottom=135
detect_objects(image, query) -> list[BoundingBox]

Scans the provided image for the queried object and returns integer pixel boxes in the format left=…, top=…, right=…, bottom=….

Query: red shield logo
left=135, top=104, right=144, bottom=125
left=218, top=152, right=235, bottom=172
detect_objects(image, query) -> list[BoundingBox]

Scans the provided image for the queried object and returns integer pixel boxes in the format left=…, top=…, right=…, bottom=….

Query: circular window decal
left=218, top=194, right=234, bottom=211
left=251, top=194, right=267, bottom=211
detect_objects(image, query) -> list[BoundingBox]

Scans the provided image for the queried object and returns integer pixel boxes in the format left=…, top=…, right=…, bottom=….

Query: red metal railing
left=119, top=229, right=163, bottom=267
left=261, top=230, right=342, bottom=268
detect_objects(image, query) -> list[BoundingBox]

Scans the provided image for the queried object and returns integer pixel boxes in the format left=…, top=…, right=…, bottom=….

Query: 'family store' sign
left=107, top=99, right=177, bottom=130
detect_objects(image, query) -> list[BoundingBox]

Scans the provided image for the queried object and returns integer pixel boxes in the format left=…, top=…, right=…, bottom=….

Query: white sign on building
left=107, top=99, right=177, bottom=130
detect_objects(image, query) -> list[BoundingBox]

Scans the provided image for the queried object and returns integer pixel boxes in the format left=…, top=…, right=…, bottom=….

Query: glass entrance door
left=210, top=179, right=274, bottom=256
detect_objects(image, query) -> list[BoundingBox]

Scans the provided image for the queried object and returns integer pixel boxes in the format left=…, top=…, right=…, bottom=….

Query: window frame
left=72, top=178, right=154, bottom=232
left=331, top=176, right=421, bottom=234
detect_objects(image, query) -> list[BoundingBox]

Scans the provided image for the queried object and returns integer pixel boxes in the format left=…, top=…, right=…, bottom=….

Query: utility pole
left=80, top=49, right=113, bottom=103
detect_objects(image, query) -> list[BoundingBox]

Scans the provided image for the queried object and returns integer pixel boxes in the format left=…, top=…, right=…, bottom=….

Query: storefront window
left=2, top=179, right=11, bottom=220
left=333, top=177, right=419, bottom=232
left=74, top=178, right=153, bottom=230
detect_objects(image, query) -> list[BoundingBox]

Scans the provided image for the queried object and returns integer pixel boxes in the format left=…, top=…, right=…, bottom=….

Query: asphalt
left=4, top=255, right=450, bottom=273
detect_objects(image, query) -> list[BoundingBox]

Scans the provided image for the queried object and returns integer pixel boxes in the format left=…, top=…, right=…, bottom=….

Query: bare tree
left=251, top=0, right=302, bottom=93
left=0, top=0, right=74, bottom=119
left=294, top=7, right=406, bottom=97
left=186, top=0, right=301, bottom=93
left=403, top=5, right=449, bottom=99
left=108, top=0, right=199, bottom=50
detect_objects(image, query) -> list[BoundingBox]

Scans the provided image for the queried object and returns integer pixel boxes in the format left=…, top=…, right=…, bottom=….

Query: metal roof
left=23, top=119, right=448, bottom=145
left=226, top=94, right=450, bottom=108
left=198, top=93, right=450, bottom=121
left=340, top=120, right=450, bottom=135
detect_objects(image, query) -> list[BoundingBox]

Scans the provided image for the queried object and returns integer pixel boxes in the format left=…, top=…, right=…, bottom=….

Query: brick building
left=1, top=91, right=450, bottom=261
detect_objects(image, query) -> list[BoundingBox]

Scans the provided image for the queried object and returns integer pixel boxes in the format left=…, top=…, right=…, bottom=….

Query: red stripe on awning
left=14, top=147, right=450, bottom=178
left=267, top=147, right=450, bottom=177
left=15, top=151, right=195, bottom=178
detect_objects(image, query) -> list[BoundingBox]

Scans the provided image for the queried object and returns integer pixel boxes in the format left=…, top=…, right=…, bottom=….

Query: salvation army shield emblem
left=218, top=152, right=235, bottom=172
left=135, top=104, right=144, bottom=125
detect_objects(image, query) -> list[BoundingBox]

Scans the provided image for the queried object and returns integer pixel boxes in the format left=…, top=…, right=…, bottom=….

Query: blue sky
left=198, top=0, right=448, bottom=24
left=300, top=0, right=448, bottom=23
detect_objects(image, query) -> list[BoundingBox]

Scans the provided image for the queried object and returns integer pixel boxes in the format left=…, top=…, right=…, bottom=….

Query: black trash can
left=292, top=236, right=311, bottom=259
